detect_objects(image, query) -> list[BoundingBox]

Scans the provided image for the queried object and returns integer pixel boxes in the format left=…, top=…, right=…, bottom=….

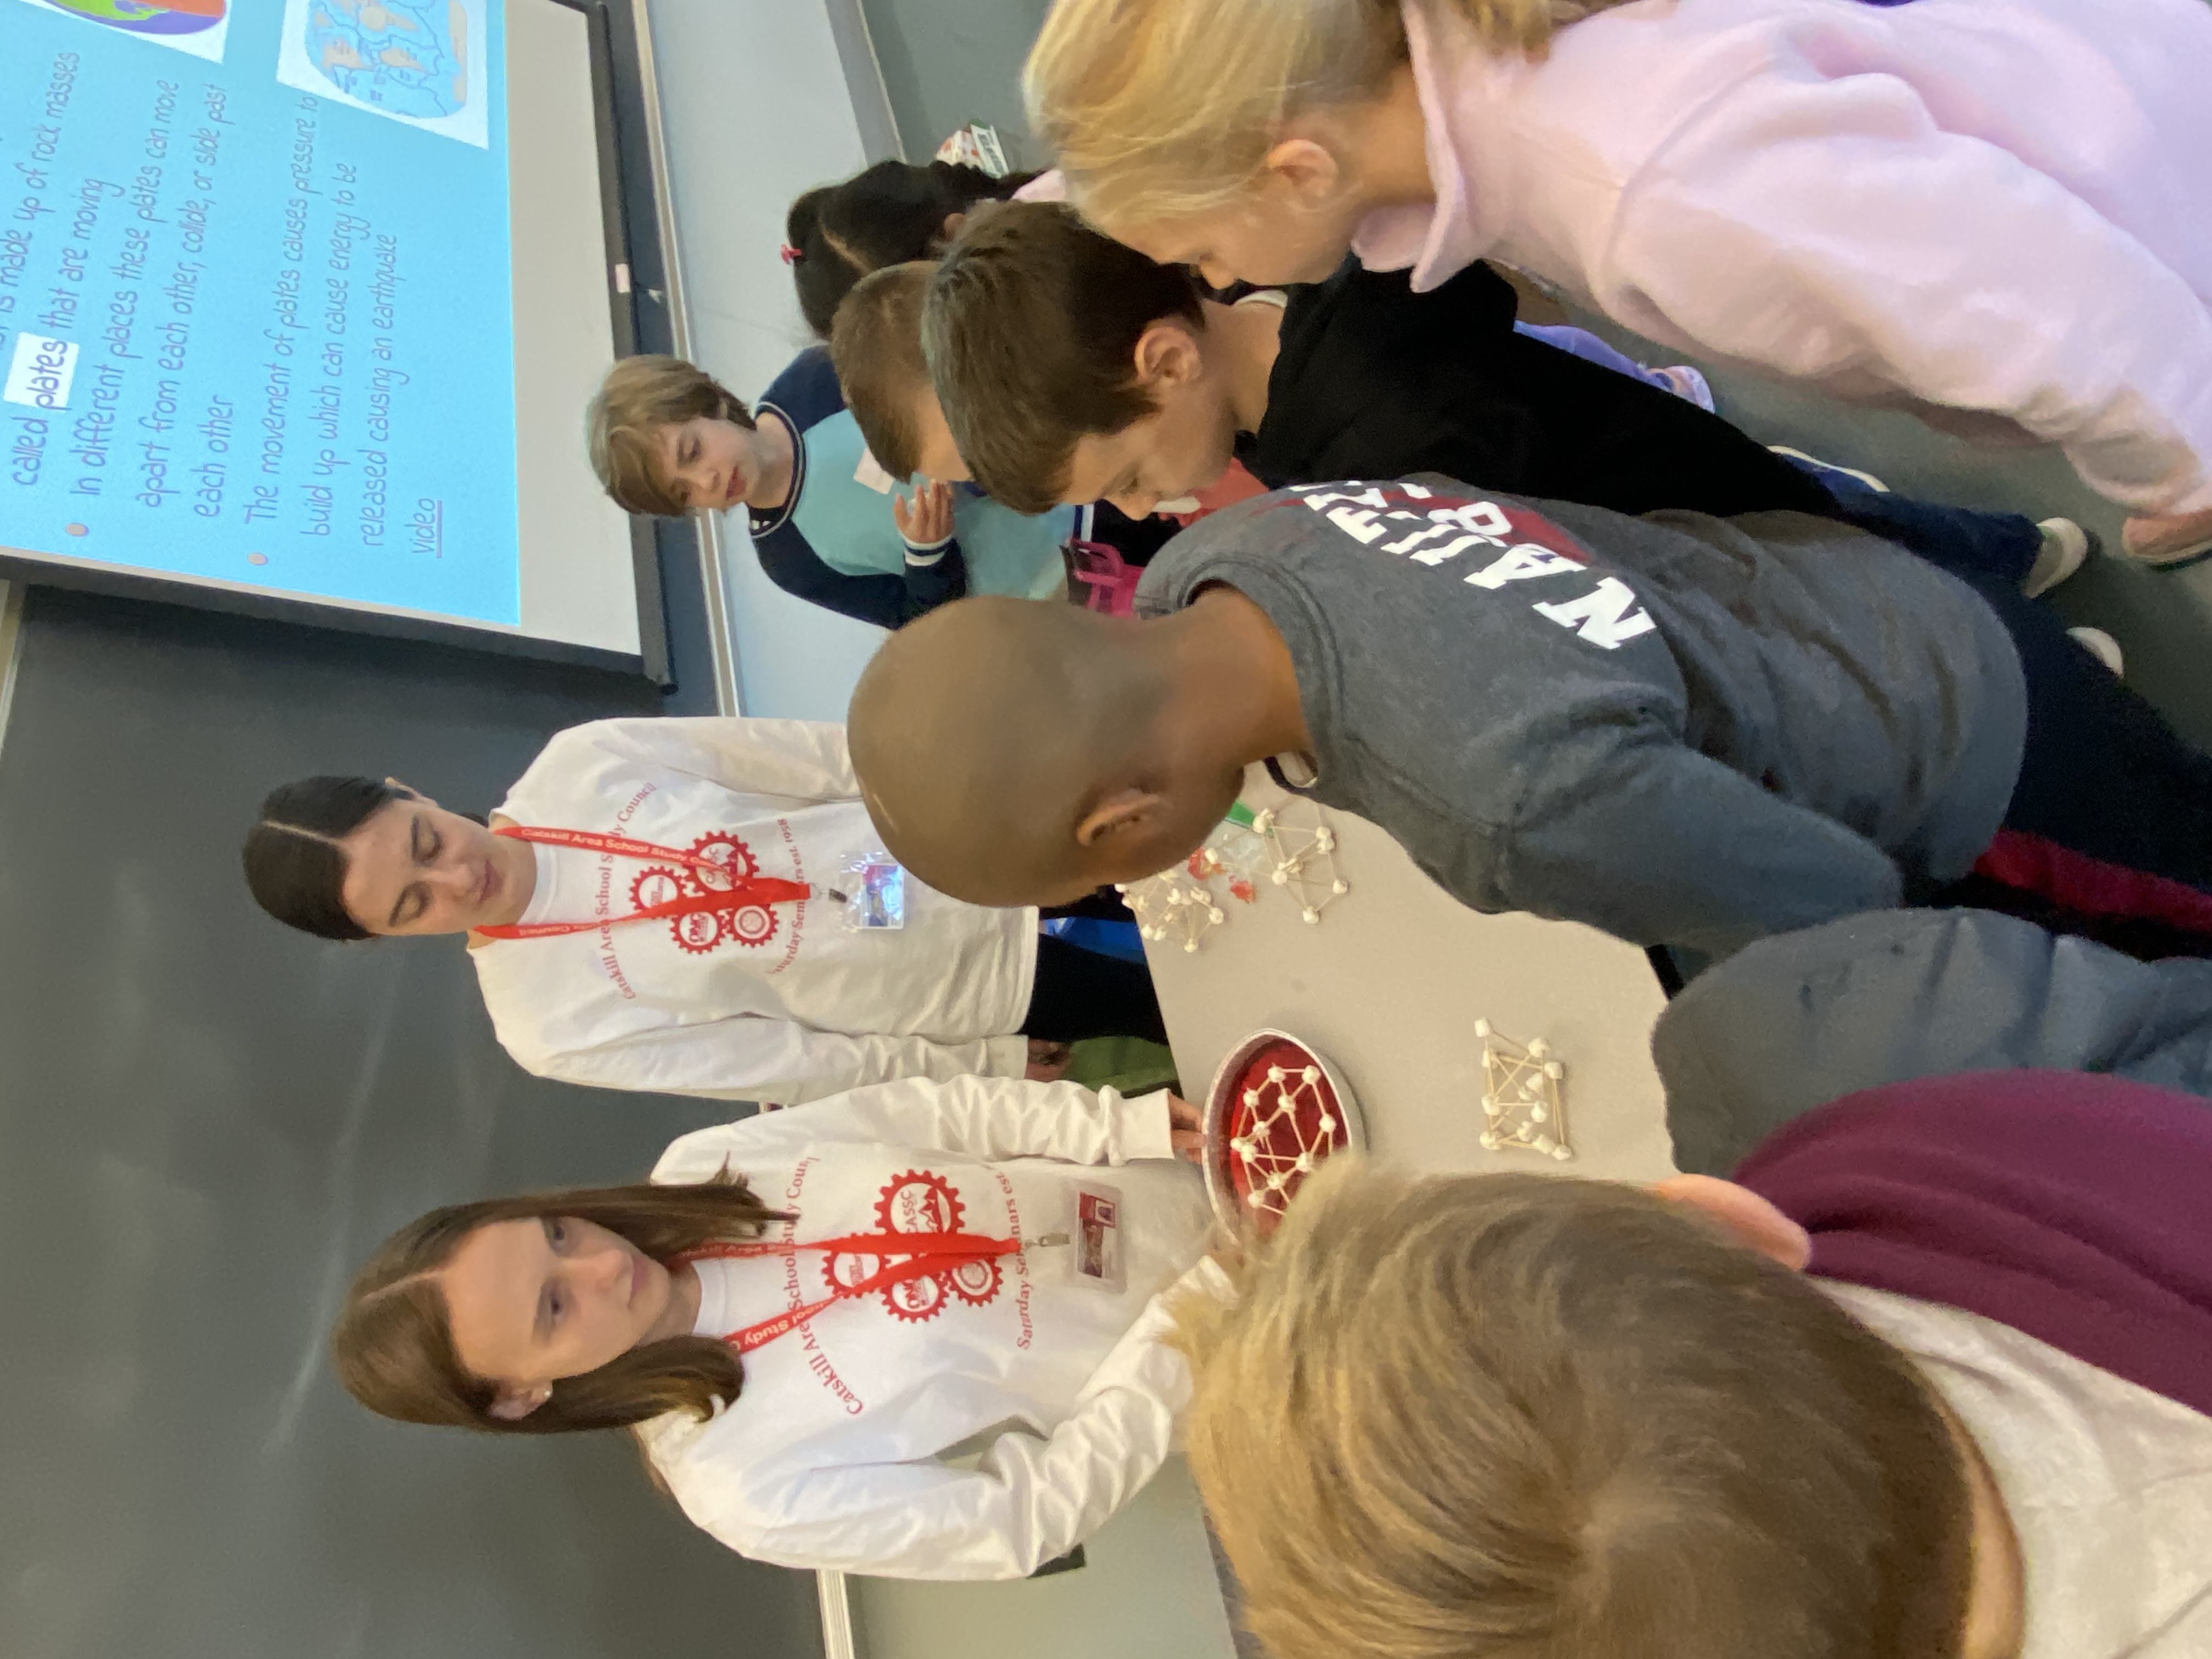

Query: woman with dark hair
left=785, top=159, right=1039, bottom=341
left=334, top=1072, right=1215, bottom=1579
left=241, top=716, right=1168, bottom=1104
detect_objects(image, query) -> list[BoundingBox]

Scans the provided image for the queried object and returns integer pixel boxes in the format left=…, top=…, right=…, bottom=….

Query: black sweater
left=1240, top=260, right=1836, bottom=519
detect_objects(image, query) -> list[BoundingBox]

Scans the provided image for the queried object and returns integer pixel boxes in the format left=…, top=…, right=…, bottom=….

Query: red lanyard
left=680, top=1232, right=1022, bottom=1353
left=475, top=825, right=811, bottom=940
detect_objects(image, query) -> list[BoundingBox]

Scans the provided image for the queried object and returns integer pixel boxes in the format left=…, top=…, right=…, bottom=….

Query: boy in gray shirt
left=848, top=477, right=2212, bottom=960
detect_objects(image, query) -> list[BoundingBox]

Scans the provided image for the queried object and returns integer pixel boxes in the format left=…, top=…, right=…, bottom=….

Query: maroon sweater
left=1735, top=1070, right=2212, bottom=1417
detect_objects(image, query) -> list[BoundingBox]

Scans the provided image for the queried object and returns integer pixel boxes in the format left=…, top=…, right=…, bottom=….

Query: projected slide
left=1, top=0, right=522, bottom=629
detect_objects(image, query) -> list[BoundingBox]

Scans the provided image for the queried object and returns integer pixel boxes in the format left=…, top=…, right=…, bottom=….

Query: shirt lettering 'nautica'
left=1291, top=480, right=1657, bottom=649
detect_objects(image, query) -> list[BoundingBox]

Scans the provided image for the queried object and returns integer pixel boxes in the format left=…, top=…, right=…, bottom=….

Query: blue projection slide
left=1, top=0, right=520, bottom=627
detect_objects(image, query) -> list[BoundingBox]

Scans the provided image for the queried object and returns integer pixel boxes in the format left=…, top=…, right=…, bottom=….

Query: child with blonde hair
left=1026, top=0, right=2212, bottom=566
left=1181, top=1072, right=2212, bottom=1659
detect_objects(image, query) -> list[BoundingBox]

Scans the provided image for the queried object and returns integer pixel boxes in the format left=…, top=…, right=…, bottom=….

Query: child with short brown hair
left=828, top=261, right=973, bottom=490
left=923, top=202, right=2091, bottom=601
left=830, top=256, right=1187, bottom=580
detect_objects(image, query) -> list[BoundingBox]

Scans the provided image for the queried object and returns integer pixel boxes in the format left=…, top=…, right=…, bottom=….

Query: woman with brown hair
left=335, top=1071, right=1217, bottom=1580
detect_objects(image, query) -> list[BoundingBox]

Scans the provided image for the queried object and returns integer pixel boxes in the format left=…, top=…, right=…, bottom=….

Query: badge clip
left=833, top=851, right=907, bottom=930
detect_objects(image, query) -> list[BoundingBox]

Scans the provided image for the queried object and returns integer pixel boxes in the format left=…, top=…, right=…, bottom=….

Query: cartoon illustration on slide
left=15, top=0, right=232, bottom=61
left=278, top=0, right=492, bottom=149
left=312, top=1, right=467, bottom=121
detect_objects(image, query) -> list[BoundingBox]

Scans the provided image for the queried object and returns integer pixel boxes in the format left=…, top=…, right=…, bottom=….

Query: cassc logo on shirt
left=822, top=1170, right=1006, bottom=1324
left=633, top=830, right=784, bottom=954
left=1291, top=481, right=1657, bottom=650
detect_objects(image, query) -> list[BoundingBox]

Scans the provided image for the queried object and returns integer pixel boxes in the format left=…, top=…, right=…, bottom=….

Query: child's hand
left=1025, top=1037, right=1073, bottom=1082
left=1166, top=1091, right=1205, bottom=1164
left=895, top=479, right=955, bottom=548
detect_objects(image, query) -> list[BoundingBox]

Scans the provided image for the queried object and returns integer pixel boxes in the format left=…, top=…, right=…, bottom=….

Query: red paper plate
left=1201, top=1030, right=1365, bottom=1235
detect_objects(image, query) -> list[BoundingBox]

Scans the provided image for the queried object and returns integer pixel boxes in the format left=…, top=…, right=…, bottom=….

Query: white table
left=1143, top=766, right=1680, bottom=1187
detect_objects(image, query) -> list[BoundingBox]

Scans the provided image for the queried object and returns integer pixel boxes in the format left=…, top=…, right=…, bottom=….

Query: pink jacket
left=1353, top=0, right=2212, bottom=514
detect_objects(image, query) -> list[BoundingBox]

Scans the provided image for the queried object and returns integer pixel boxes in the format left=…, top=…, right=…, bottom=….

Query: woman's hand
left=894, top=479, right=956, bottom=548
left=1024, top=1037, right=1073, bottom=1083
left=1167, top=1091, right=1205, bottom=1164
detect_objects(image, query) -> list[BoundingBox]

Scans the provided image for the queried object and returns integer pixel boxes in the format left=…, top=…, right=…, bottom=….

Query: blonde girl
left=1027, top=0, right=2212, bottom=567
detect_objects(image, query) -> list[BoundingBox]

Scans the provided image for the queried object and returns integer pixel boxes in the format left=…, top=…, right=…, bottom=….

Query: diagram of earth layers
left=14, top=0, right=232, bottom=63
left=277, top=0, right=492, bottom=149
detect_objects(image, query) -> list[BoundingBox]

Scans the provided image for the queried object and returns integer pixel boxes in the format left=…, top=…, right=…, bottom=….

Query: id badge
left=854, top=448, right=899, bottom=494
left=834, top=852, right=907, bottom=931
left=934, top=122, right=1011, bottom=178
left=1070, top=1181, right=1126, bottom=1293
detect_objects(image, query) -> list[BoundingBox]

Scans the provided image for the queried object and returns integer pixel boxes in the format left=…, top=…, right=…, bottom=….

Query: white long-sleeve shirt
left=634, top=1075, right=1216, bottom=1579
left=1355, top=0, right=2212, bottom=514
left=1825, top=1284, right=2212, bottom=1658
left=469, top=719, right=1036, bottom=1104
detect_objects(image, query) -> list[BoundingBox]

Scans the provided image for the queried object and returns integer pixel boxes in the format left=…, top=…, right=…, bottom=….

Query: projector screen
left=0, top=0, right=648, bottom=664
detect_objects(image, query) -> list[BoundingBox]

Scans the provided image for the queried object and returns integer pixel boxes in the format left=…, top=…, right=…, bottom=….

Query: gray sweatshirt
left=1652, top=907, right=2212, bottom=1175
left=1136, top=477, right=2027, bottom=957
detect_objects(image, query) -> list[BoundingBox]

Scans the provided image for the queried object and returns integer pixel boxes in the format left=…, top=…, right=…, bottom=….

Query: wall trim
left=0, top=582, right=25, bottom=768
left=631, top=0, right=744, bottom=716
left=822, top=0, right=906, bottom=163
left=816, top=1568, right=859, bottom=1659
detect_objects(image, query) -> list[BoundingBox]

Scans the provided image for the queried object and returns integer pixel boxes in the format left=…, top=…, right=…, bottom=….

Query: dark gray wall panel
left=860, top=0, right=1051, bottom=165
left=0, top=588, right=816, bottom=1659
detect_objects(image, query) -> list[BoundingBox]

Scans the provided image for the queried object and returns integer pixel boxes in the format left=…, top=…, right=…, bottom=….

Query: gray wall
left=0, top=588, right=817, bottom=1659
left=859, top=0, right=1053, bottom=165
left=652, top=0, right=894, bottom=723
left=849, top=1457, right=1239, bottom=1659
